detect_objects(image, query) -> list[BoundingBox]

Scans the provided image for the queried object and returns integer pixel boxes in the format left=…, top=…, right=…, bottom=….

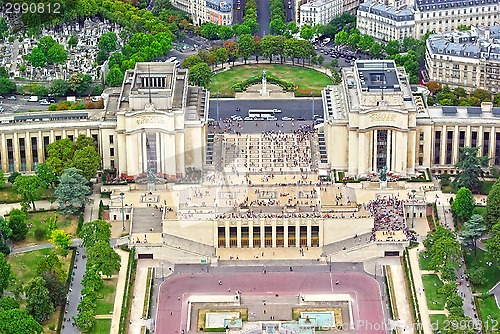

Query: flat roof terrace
left=356, top=61, right=401, bottom=93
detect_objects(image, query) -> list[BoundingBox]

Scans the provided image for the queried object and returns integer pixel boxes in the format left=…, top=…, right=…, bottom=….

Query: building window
left=56, top=135, right=61, bottom=141
left=109, top=135, right=114, bottom=144
left=446, top=131, right=453, bottom=165
left=434, top=131, right=441, bottom=164
left=471, top=131, right=477, bottom=147
left=459, top=131, right=465, bottom=148
left=110, top=148, right=115, bottom=156
left=110, top=160, right=115, bottom=168
left=496, top=133, right=500, bottom=165
left=483, top=132, right=490, bottom=157
left=420, top=132, right=424, bottom=141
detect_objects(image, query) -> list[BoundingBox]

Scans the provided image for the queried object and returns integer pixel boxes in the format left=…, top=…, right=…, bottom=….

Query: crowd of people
left=367, top=196, right=416, bottom=242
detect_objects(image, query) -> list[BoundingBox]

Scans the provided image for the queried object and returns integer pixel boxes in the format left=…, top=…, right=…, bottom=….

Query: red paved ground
left=156, top=271, right=385, bottom=334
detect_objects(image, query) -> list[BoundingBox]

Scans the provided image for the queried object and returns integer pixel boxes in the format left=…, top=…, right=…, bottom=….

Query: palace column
left=283, top=221, right=288, bottom=247
left=347, top=130, right=359, bottom=175
left=155, top=132, right=161, bottom=173
left=272, top=224, right=276, bottom=248
left=408, top=130, right=417, bottom=174
left=386, top=130, right=392, bottom=172
left=37, top=131, right=43, bottom=163
left=225, top=221, right=230, bottom=248
left=358, top=132, right=368, bottom=175
left=372, top=130, right=377, bottom=171
left=452, top=125, right=459, bottom=165
left=249, top=223, right=253, bottom=248
left=295, top=223, right=300, bottom=248
left=13, top=132, right=20, bottom=172
left=25, top=132, right=32, bottom=171
left=260, top=221, right=265, bottom=248
left=478, top=126, right=484, bottom=154
left=175, top=133, right=185, bottom=175
left=237, top=222, right=242, bottom=248
left=117, top=133, right=127, bottom=174
left=440, top=125, right=447, bottom=165
left=489, top=126, right=496, bottom=161
left=466, top=126, right=471, bottom=147
left=1, top=134, right=7, bottom=172
left=307, top=221, right=312, bottom=248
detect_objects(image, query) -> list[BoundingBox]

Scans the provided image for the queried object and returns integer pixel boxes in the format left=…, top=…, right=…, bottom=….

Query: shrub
left=34, top=227, right=46, bottom=240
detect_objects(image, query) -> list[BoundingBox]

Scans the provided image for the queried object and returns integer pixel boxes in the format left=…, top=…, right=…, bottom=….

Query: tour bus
left=248, top=109, right=281, bottom=118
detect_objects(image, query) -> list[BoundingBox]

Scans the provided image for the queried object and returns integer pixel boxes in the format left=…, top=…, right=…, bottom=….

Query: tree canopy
left=79, top=219, right=112, bottom=248
left=25, top=276, right=54, bottom=323
left=0, top=253, right=10, bottom=295
left=452, top=187, right=476, bottom=224
left=54, top=168, right=90, bottom=214
left=453, top=146, right=488, bottom=193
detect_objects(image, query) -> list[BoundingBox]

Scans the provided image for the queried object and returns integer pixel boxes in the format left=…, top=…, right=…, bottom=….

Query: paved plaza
left=156, top=271, right=385, bottom=334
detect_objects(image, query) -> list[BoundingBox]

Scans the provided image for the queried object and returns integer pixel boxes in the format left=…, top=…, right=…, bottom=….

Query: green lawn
left=419, top=251, right=432, bottom=271
left=87, top=319, right=111, bottom=334
left=95, top=278, right=117, bottom=315
left=464, top=248, right=500, bottom=293
left=7, top=248, right=71, bottom=293
left=429, top=314, right=448, bottom=333
left=422, top=274, right=446, bottom=310
left=208, top=64, right=332, bottom=97
left=11, top=211, right=79, bottom=248
left=476, top=295, right=500, bottom=333
left=0, top=186, right=54, bottom=203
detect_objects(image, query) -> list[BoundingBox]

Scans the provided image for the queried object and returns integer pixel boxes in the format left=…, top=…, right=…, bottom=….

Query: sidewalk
left=128, top=260, right=159, bottom=333
left=408, top=247, right=433, bottom=334
left=110, top=248, right=130, bottom=334
left=389, top=263, right=415, bottom=334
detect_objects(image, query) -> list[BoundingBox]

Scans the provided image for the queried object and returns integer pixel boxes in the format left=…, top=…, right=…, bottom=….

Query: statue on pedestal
left=379, top=166, right=388, bottom=189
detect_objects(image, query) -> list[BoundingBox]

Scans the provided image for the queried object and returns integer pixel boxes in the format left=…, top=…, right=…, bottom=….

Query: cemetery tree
left=48, top=79, right=69, bottom=97
left=13, top=175, right=45, bottom=211
left=87, top=241, right=121, bottom=277
left=106, top=66, right=124, bottom=87
left=188, top=62, right=212, bottom=87
left=0, top=18, right=7, bottom=41
left=41, top=271, right=66, bottom=307
left=35, top=163, right=57, bottom=188
left=98, top=32, right=118, bottom=53
left=28, top=47, right=47, bottom=68
left=37, top=36, right=56, bottom=54
left=0, top=253, right=10, bottom=294
left=25, top=276, right=54, bottom=323
left=46, top=138, right=75, bottom=176
left=459, top=214, right=487, bottom=258
left=67, top=34, right=78, bottom=49
left=69, top=73, right=92, bottom=95
left=0, top=309, right=43, bottom=334
left=453, top=146, right=488, bottom=193
left=7, top=209, right=27, bottom=241
left=79, top=219, right=112, bottom=248
left=55, top=168, right=90, bottom=214
left=47, top=44, right=68, bottom=65
left=452, top=187, right=476, bottom=224
left=0, top=77, right=16, bottom=94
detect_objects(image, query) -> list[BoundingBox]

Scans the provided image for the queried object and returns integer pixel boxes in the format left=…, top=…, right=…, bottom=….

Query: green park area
left=429, top=314, right=448, bottom=333
left=208, top=64, right=332, bottom=97
left=421, top=274, right=446, bottom=310
left=0, top=185, right=54, bottom=203
left=88, top=319, right=112, bottom=334
left=95, top=278, right=118, bottom=315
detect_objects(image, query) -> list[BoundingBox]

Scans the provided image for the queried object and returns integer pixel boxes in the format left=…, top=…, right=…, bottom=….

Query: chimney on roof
left=485, top=27, right=491, bottom=40
left=482, top=102, right=493, bottom=113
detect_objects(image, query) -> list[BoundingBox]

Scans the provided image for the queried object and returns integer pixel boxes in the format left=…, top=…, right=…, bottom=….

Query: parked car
left=282, top=117, right=292, bottom=121
left=39, top=99, right=50, bottom=105
left=8, top=96, right=16, bottom=100
left=297, top=117, right=305, bottom=121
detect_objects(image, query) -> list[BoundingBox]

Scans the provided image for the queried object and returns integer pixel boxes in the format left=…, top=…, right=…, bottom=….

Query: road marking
left=329, top=272, right=333, bottom=292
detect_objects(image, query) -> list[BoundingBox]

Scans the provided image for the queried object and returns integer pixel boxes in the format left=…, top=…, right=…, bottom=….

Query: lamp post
left=411, top=189, right=416, bottom=229
left=216, top=91, right=219, bottom=122
left=120, top=192, right=125, bottom=231
left=311, top=91, right=315, bottom=121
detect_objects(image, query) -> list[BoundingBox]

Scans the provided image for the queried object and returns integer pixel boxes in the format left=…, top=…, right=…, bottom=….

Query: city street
left=257, top=0, right=270, bottom=36
left=0, top=95, right=50, bottom=113
left=208, top=98, right=323, bottom=120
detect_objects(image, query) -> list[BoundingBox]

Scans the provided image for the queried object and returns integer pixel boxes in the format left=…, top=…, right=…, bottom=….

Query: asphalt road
left=155, top=271, right=385, bottom=334
left=60, top=242, right=87, bottom=334
left=0, top=95, right=50, bottom=113
left=257, top=0, right=271, bottom=36
left=208, top=98, right=323, bottom=120
left=285, top=0, right=294, bottom=22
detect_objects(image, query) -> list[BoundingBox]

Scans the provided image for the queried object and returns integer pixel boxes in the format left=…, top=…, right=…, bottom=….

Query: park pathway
left=408, top=247, right=433, bottom=334
left=389, top=263, right=415, bottom=333
left=110, top=248, right=130, bottom=334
